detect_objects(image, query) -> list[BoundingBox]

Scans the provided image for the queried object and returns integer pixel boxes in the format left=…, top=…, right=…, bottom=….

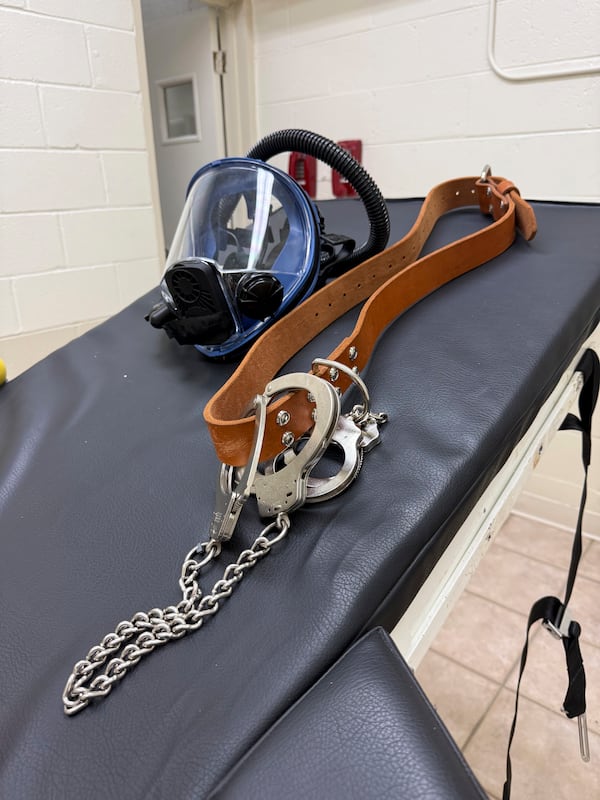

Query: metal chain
left=62, top=513, right=291, bottom=715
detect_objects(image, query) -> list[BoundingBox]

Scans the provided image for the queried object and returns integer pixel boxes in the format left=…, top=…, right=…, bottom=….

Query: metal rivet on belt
left=348, top=346, right=358, bottom=361
left=328, top=366, right=339, bottom=382
left=276, top=410, right=290, bottom=426
left=281, top=431, right=294, bottom=447
left=486, top=186, right=492, bottom=197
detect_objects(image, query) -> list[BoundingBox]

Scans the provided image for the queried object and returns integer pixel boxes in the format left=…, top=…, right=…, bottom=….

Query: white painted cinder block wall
left=252, top=0, right=600, bottom=202
left=0, top=0, right=162, bottom=378
left=250, top=0, right=600, bottom=534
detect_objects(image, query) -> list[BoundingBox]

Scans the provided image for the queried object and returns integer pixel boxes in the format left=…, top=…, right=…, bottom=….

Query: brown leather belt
left=204, top=171, right=537, bottom=467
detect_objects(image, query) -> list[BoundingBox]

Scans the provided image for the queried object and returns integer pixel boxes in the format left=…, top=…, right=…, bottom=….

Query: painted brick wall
left=0, top=0, right=162, bottom=377
left=252, top=0, right=600, bottom=202
left=251, top=0, right=600, bottom=534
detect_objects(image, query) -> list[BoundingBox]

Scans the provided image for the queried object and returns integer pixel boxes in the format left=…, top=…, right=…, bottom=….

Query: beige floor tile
left=466, top=543, right=567, bottom=616
left=415, top=650, right=501, bottom=748
left=429, top=592, right=527, bottom=683
left=569, top=574, right=600, bottom=648
left=463, top=688, right=600, bottom=800
left=412, top=514, right=599, bottom=798
left=505, top=629, right=600, bottom=736
left=579, top=540, right=600, bottom=583
left=496, top=514, right=592, bottom=571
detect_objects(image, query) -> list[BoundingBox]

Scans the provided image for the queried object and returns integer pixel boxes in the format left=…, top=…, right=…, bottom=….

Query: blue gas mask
left=146, top=129, right=389, bottom=359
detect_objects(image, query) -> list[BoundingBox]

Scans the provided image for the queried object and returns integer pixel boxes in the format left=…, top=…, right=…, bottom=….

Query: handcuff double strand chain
left=63, top=366, right=383, bottom=715
left=63, top=516, right=290, bottom=715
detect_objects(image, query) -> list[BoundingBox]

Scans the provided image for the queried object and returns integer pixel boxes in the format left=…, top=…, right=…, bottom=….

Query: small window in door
left=159, top=76, right=200, bottom=143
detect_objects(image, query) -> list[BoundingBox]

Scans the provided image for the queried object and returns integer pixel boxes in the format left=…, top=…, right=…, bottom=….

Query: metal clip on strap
left=210, top=392, right=268, bottom=542
left=503, top=351, right=599, bottom=799
left=305, top=358, right=387, bottom=502
left=210, top=372, right=342, bottom=542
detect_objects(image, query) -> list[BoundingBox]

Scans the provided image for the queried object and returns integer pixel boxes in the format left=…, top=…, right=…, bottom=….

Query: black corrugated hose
left=247, top=129, right=390, bottom=272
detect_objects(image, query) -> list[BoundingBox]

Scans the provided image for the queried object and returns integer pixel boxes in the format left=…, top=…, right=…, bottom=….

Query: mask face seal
left=147, top=129, right=390, bottom=359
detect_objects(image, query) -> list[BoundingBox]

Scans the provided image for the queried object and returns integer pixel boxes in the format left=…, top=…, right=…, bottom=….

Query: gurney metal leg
left=392, top=327, right=599, bottom=668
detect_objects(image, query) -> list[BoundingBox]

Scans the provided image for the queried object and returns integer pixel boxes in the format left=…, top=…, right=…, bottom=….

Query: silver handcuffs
left=210, top=358, right=387, bottom=542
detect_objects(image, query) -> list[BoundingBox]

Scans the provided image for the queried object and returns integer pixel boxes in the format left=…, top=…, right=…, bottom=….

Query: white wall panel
left=252, top=0, right=600, bottom=201
left=26, top=0, right=134, bottom=31
left=0, top=7, right=91, bottom=85
left=60, top=208, right=158, bottom=266
left=0, top=214, right=64, bottom=276
left=493, top=0, right=600, bottom=68
left=0, top=81, right=45, bottom=147
left=0, top=151, right=107, bottom=212
left=87, top=27, right=140, bottom=92
left=0, top=1, right=161, bottom=378
left=13, top=266, right=120, bottom=331
left=40, top=86, right=146, bottom=150
left=102, top=152, right=153, bottom=206
left=115, top=257, right=162, bottom=307
left=0, top=280, right=20, bottom=336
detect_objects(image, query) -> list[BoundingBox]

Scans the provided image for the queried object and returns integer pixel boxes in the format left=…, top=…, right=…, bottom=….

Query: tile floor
left=416, top=514, right=600, bottom=800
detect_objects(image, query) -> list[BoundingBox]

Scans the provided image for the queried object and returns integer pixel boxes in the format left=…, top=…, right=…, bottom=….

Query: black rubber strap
left=503, top=348, right=599, bottom=800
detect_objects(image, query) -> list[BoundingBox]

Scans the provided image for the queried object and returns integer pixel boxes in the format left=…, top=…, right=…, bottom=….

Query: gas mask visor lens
left=162, top=158, right=319, bottom=356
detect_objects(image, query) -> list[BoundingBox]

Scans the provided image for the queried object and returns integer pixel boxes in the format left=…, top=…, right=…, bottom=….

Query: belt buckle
left=543, top=606, right=572, bottom=640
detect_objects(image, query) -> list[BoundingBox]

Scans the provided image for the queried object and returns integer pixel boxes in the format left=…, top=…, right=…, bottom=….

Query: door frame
left=214, top=0, right=258, bottom=157
left=132, top=0, right=257, bottom=260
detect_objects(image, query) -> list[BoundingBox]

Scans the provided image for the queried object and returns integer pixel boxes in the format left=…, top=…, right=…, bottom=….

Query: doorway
left=140, top=1, right=226, bottom=249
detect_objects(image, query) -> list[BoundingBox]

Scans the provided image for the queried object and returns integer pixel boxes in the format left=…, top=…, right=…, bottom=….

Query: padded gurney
left=0, top=199, right=598, bottom=798
left=208, top=628, right=487, bottom=799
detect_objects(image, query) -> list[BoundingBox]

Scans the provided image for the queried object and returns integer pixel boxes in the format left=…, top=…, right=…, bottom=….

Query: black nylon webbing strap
left=503, top=348, right=599, bottom=800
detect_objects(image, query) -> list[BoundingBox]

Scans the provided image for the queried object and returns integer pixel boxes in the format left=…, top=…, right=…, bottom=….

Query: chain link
left=62, top=513, right=291, bottom=715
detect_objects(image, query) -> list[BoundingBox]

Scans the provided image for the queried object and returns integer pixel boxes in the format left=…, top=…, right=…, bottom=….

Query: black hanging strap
left=503, top=348, right=599, bottom=800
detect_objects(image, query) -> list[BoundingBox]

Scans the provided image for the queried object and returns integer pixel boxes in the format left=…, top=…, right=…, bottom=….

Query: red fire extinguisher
left=332, top=140, right=362, bottom=197
left=288, top=152, right=317, bottom=198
